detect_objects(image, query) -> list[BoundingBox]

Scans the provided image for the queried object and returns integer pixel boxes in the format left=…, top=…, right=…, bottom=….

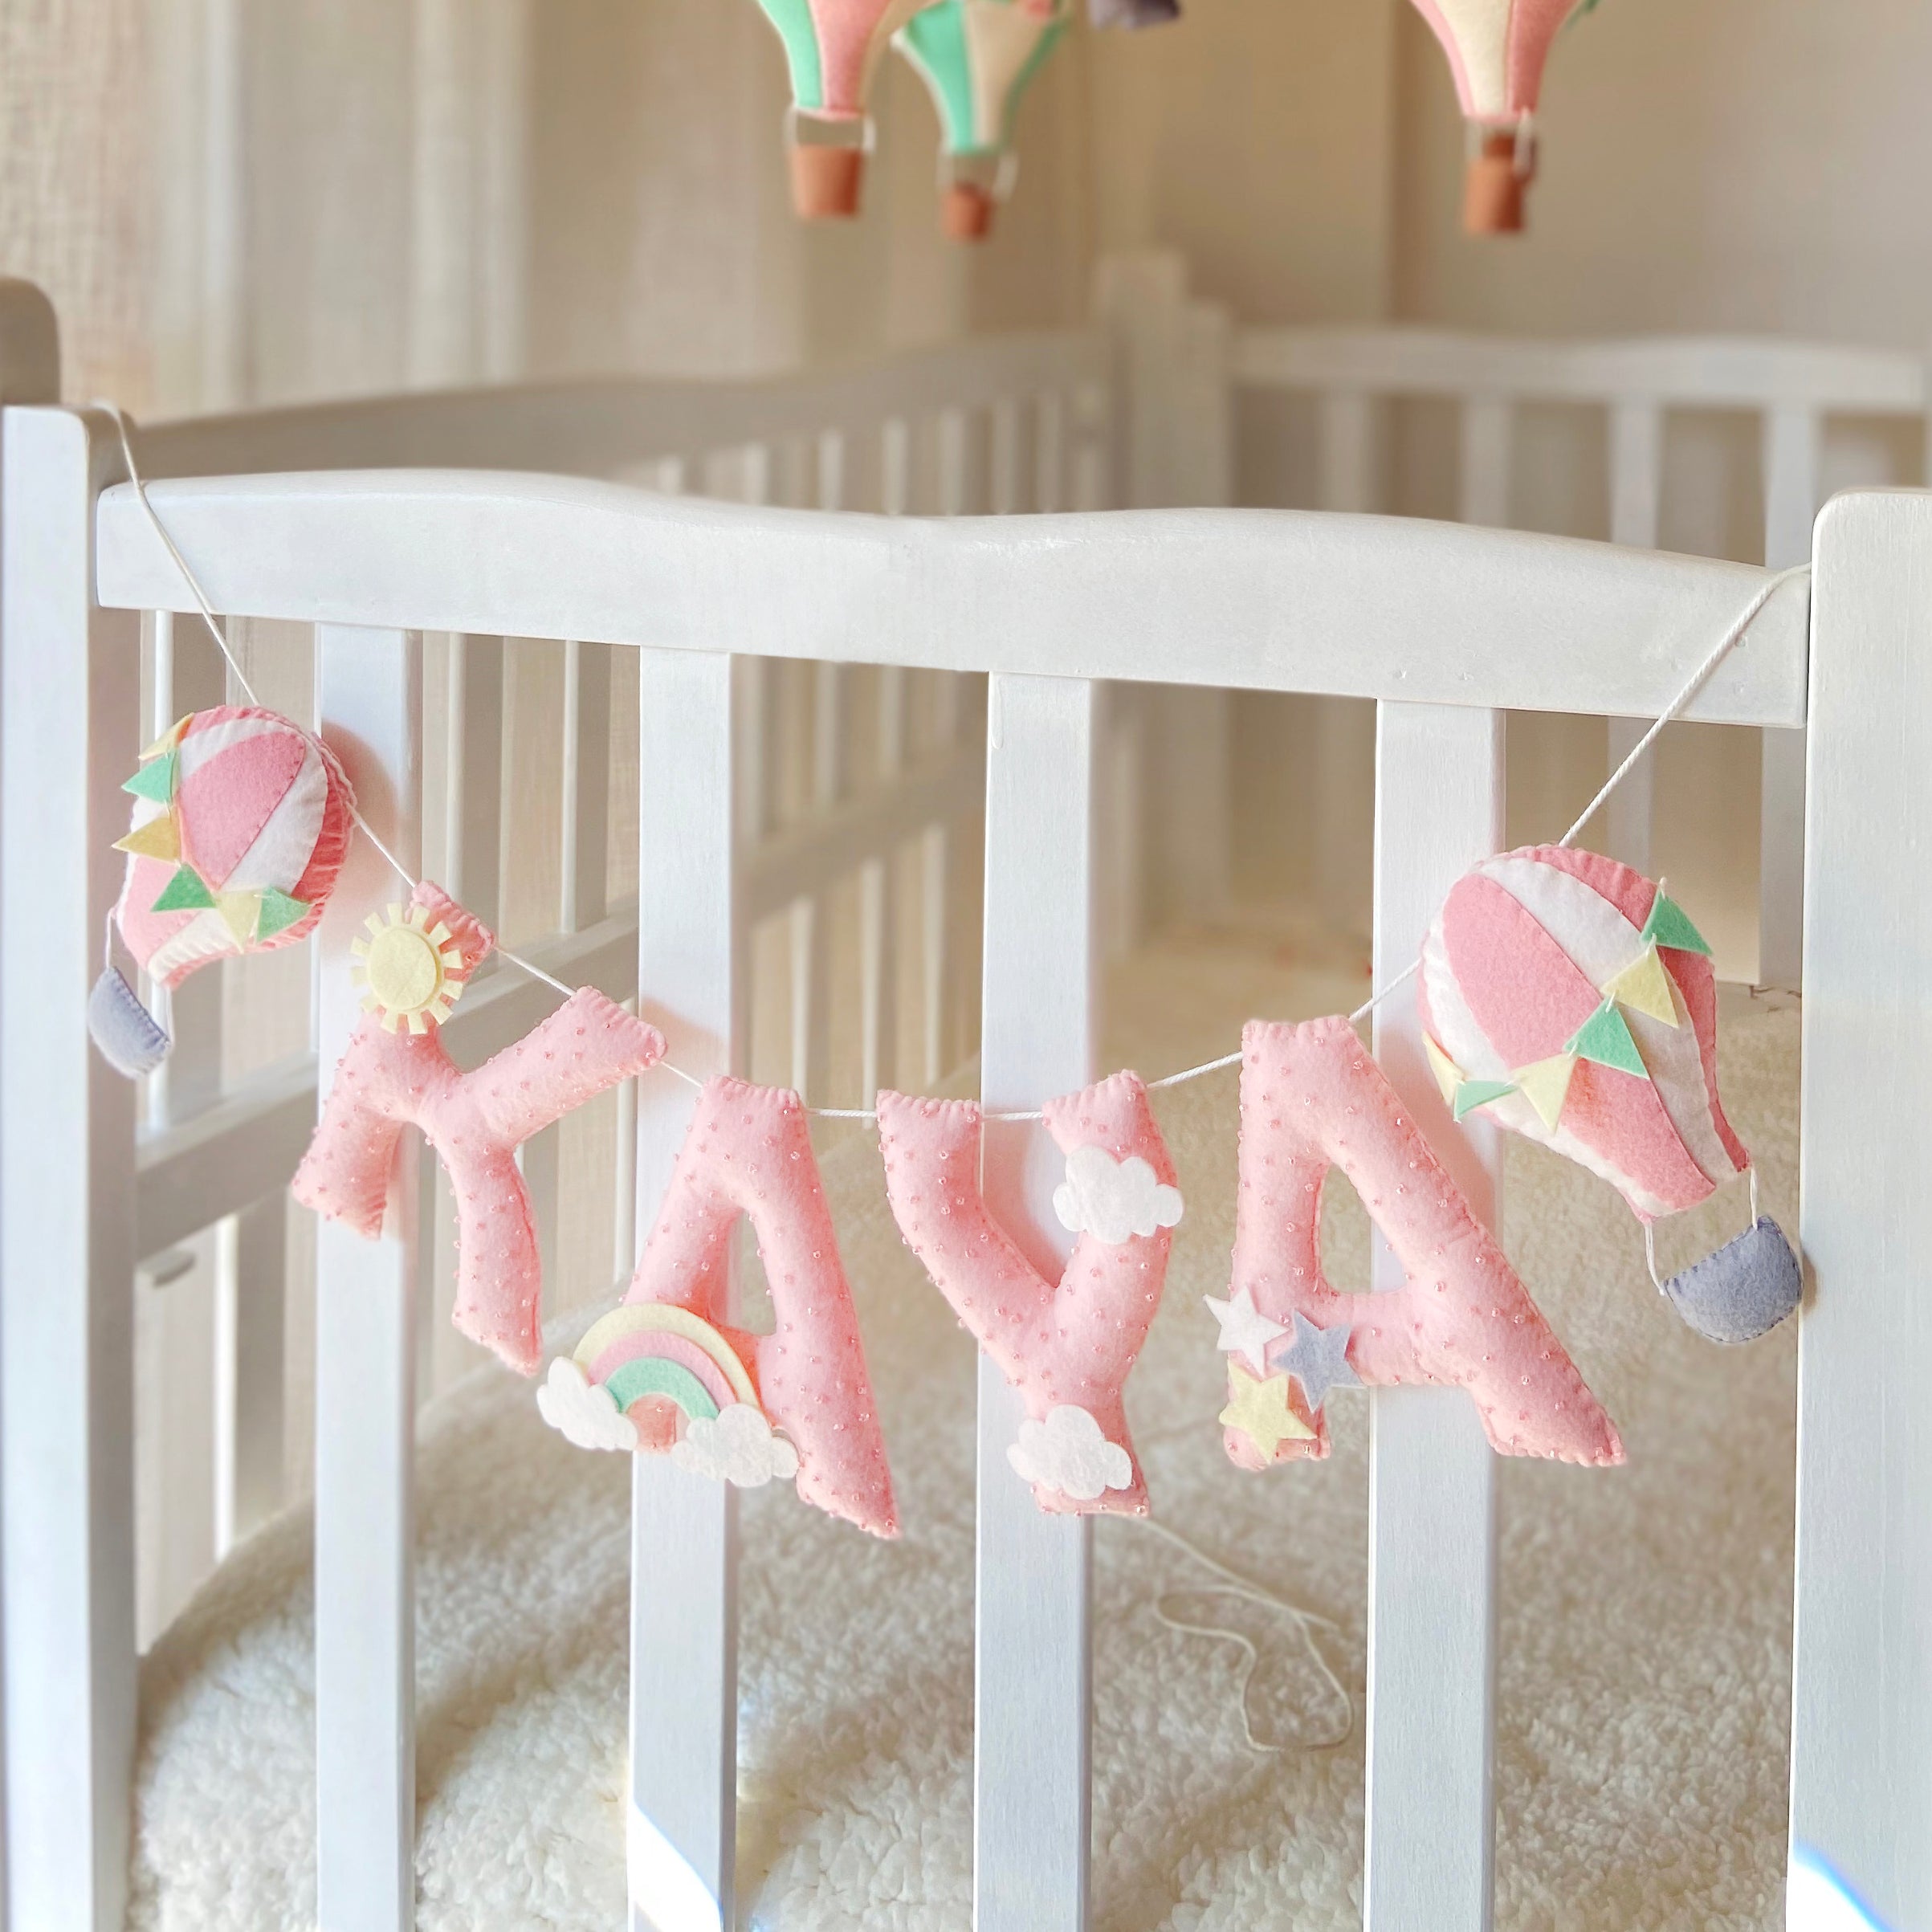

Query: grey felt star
left=1274, top=1313, right=1361, bottom=1412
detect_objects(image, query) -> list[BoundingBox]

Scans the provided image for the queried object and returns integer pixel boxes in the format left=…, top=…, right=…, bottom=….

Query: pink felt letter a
left=626, top=1078, right=897, bottom=1539
left=1227, top=1017, right=1622, bottom=1468
left=878, top=1071, right=1179, bottom=1518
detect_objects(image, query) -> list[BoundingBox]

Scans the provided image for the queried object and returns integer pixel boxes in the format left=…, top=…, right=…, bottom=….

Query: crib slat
left=920, top=821, right=949, bottom=1087
left=976, top=673, right=1095, bottom=1932
left=1457, top=397, right=1513, bottom=528
left=858, top=855, right=897, bottom=1103
left=1364, top=701, right=1504, bottom=1932
left=1790, top=491, right=1932, bottom=1931
left=1759, top=405, right=1819, bottom=988
left=446, top=633, right=503, bottom=928
left=313, top=623, right=423, bottom=1932
left=1606, top=401, right=1665, bottom=874
left=214, top=1191, right=287, bottom=1554
left=629, top=646, right=739, bottom=1932
left=561, top=637, right=612, bottom=931
left=1, top=406, right=141, bottom=1932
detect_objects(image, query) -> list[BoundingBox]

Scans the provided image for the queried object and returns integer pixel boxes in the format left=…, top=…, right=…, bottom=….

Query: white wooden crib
left=5, top=267, right=1932, bottom=1932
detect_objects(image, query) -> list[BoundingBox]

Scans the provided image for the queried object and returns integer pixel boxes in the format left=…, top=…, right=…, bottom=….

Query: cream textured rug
left=130, top=935, right=1798, bottom=1930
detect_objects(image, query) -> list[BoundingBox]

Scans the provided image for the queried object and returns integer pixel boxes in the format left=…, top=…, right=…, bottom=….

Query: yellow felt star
left=1424, top=1033, right=1462, bottom=1108
left=113, top=813, right=180, bottom=862
left=1219, top=1363, right=1314, bottom=1459
left=1604, top=944, right=1680, bottom=1027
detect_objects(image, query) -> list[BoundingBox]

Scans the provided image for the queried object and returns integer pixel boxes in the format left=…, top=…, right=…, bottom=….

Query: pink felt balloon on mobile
left=1405, top=0, right=1581, bottom=233
left=755, top=0, right=930, bottom=218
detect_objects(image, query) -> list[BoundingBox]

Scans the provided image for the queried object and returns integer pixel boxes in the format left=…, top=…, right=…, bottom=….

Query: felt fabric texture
left=1406, top=0, right=1573, bottom=122
left=1228, top=1016, right=1622, bottom=1468
left=895, top=0, right=1070, bottom=159
left=878, top=1071, right=1177, bottom=1517
left=87, top=965, right=171, bottom=1077
left=292, top=883, right=664, bottom=1375
left=124, top=950, right=1804, bottom=1932
left=116, top=707, right=354, bottom=990
left=1420, top=846, right=1747, bottom=1224
left=756, top=0, right=927, bottom=116
left=623, top=1077, right=896, bottom=1538
left=1662, top=1217, right=1803, bottom=1347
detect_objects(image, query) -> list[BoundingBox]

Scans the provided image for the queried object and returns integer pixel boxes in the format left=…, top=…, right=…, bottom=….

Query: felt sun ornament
left=351, top=902, right=467, bottom=1033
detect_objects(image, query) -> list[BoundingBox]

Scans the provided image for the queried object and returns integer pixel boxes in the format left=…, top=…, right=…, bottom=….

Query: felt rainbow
left=1419, top=846, right=1750, bottom=1225
left=573, top=1303, right=760, bottom=1425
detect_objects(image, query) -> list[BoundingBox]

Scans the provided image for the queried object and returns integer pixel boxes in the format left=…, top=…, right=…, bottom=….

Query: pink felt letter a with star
left=1223, top=1016, right=1622, bottom=1469
left=878, top=1070, right=1180, bottom=1518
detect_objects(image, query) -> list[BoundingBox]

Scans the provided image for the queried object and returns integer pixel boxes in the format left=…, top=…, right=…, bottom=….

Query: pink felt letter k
left=878, top=1072, right=1178, bottom=1518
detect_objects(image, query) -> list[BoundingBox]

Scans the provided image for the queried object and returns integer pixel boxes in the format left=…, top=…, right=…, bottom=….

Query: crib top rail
left=131, top=328, right=1109, bottom=483
left=90, top=454, right=1812, bottom=728
left=1233, top=324, right=1926, bottom=416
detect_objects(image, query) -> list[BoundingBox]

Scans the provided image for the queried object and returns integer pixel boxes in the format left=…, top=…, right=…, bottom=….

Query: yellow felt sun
left=350, top=903, right=467, bottom=1033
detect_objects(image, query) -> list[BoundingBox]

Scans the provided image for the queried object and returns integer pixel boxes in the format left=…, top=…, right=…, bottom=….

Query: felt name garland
left=878, top=1072, right=1183, bottom=1517
left=292, top=882, right=666, bottom=1375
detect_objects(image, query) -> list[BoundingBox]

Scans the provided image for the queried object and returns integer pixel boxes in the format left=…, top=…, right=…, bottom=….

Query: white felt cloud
left=536, top=1357, right=638, bottom=1453
left=670, top=1403, right=801, bottom=1490
left=1052, top=1145, right=1183, bottom=1246
left=1007, top=1404, right=1133, bottom=1502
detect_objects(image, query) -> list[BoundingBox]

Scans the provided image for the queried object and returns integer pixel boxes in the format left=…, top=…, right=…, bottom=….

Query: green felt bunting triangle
left=1453, top=1078, right=1517, bottom=1121
left=122, top=752, right=177, bottom=804
left=1567, top=1000, right=1649, bottom=1078
left=1640, top=890, right=1711, bottom=957
left=255, top=888, right=309, bottom=939
left=150, top=864, right=216, bottom=913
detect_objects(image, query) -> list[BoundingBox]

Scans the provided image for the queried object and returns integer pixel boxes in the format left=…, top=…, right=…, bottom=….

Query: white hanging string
left=101, top=403, right=1808, bottom=1123
left=1133, top=1514, right=1353, bottom=1754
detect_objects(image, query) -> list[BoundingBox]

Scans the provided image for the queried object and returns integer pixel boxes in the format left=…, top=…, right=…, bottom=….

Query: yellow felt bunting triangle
left=114, top=813, right=180, bottom=862
left=141, top=715, right=191, bottom=761
left=1514, top=1052, right=1577, bottom=1131
left=216, top=892, right=263, bottom=945
left=1604, top=944, right=1679, bottom=1026
left=1424, top=1033, right=1462, bottom=1107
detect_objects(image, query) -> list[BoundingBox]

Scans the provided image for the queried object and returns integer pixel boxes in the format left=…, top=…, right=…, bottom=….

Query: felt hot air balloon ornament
left=894, top=0, right=1073, bottom=241
left=88, top=706, right=357, bottom=1078
left=756, top=0, right=928, bottom=218
left=1418, top=846, right=1801, bottom=1346
left=1405, top=0, right=1578, bottom=234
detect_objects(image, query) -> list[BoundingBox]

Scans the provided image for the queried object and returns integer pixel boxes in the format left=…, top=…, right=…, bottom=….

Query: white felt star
left=1204, top=1283, right=1289, bottom=1377
left=1274, top=1311, right=1362, bottom=1413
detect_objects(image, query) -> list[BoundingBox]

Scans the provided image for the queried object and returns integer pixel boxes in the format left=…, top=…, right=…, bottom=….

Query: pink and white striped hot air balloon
left=1405, top=0, right=1575, bottom=233
left=113, top=706, right=355, bottom=988
left=90, top=707, right=357, bottom=1078
left=1418, top=846, right=1800, bottom=1345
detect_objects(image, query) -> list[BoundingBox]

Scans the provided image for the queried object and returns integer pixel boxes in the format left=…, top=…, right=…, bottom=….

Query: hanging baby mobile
left=90, top=705, right=357, bottom=1077
left=1404, top=0, right=1599, bottom=234
left=893, top=0, right=1074, bottom=240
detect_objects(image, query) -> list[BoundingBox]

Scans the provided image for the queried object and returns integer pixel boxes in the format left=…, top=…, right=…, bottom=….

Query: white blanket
left=131, top=948, right=1797, bottom=1930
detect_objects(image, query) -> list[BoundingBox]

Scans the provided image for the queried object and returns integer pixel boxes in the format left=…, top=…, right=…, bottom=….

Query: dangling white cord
left=1134, top=1514, right=1353, bottom=1755
left=1646, top=1168, right=1764, bottom=1292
